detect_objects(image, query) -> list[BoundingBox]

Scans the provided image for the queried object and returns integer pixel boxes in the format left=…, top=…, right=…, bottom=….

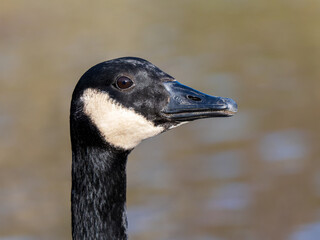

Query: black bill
left=161, top=81, right=238, bottom=122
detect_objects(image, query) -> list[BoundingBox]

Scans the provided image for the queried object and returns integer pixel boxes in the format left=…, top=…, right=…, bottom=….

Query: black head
left=70, top=57, right=237, bottom=150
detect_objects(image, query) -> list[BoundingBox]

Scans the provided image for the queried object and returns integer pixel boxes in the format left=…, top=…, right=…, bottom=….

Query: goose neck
left=71, top=144, right=129, bottom=240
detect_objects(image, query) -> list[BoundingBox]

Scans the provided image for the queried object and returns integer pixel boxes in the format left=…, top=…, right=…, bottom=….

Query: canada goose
left=70, top=57, right=237, bottom=240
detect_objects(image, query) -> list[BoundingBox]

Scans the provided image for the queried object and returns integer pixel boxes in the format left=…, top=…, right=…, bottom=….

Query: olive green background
left=1, top=1, right=320, bottom=239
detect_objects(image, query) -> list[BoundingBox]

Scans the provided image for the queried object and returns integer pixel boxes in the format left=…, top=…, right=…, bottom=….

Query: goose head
left=70, top=57, right=237, bottom=150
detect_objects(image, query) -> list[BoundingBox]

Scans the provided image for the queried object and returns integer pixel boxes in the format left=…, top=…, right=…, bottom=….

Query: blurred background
left=1, top=0, right=320, bottom=239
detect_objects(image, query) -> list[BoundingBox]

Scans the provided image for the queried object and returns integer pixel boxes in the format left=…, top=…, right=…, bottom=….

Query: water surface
left=1, top=1, right=320, bottom=239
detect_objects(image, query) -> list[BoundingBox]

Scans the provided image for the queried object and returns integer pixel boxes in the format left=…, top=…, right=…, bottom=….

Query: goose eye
left=116, top=76, right=134, bottom=89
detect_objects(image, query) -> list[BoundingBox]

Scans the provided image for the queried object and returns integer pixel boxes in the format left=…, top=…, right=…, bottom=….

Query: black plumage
left=70, top=57, right=237, bottom=239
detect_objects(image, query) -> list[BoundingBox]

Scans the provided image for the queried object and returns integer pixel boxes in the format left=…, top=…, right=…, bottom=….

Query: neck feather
left=71, top=137, right=130, bottom=240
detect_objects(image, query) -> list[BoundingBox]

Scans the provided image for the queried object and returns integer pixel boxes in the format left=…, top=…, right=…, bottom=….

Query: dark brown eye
left=116, top=76, right=134, bottom=90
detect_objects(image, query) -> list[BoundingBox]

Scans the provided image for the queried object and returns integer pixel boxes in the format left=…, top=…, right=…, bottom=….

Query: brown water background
left=1, top=1, right=320, bottom=239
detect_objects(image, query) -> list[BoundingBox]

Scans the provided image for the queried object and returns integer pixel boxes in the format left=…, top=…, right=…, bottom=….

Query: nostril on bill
left=186, top=95, right=202, bottom=102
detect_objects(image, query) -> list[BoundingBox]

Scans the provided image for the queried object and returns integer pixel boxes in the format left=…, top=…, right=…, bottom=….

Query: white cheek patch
left=81, top=88, right=164, bottom=150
